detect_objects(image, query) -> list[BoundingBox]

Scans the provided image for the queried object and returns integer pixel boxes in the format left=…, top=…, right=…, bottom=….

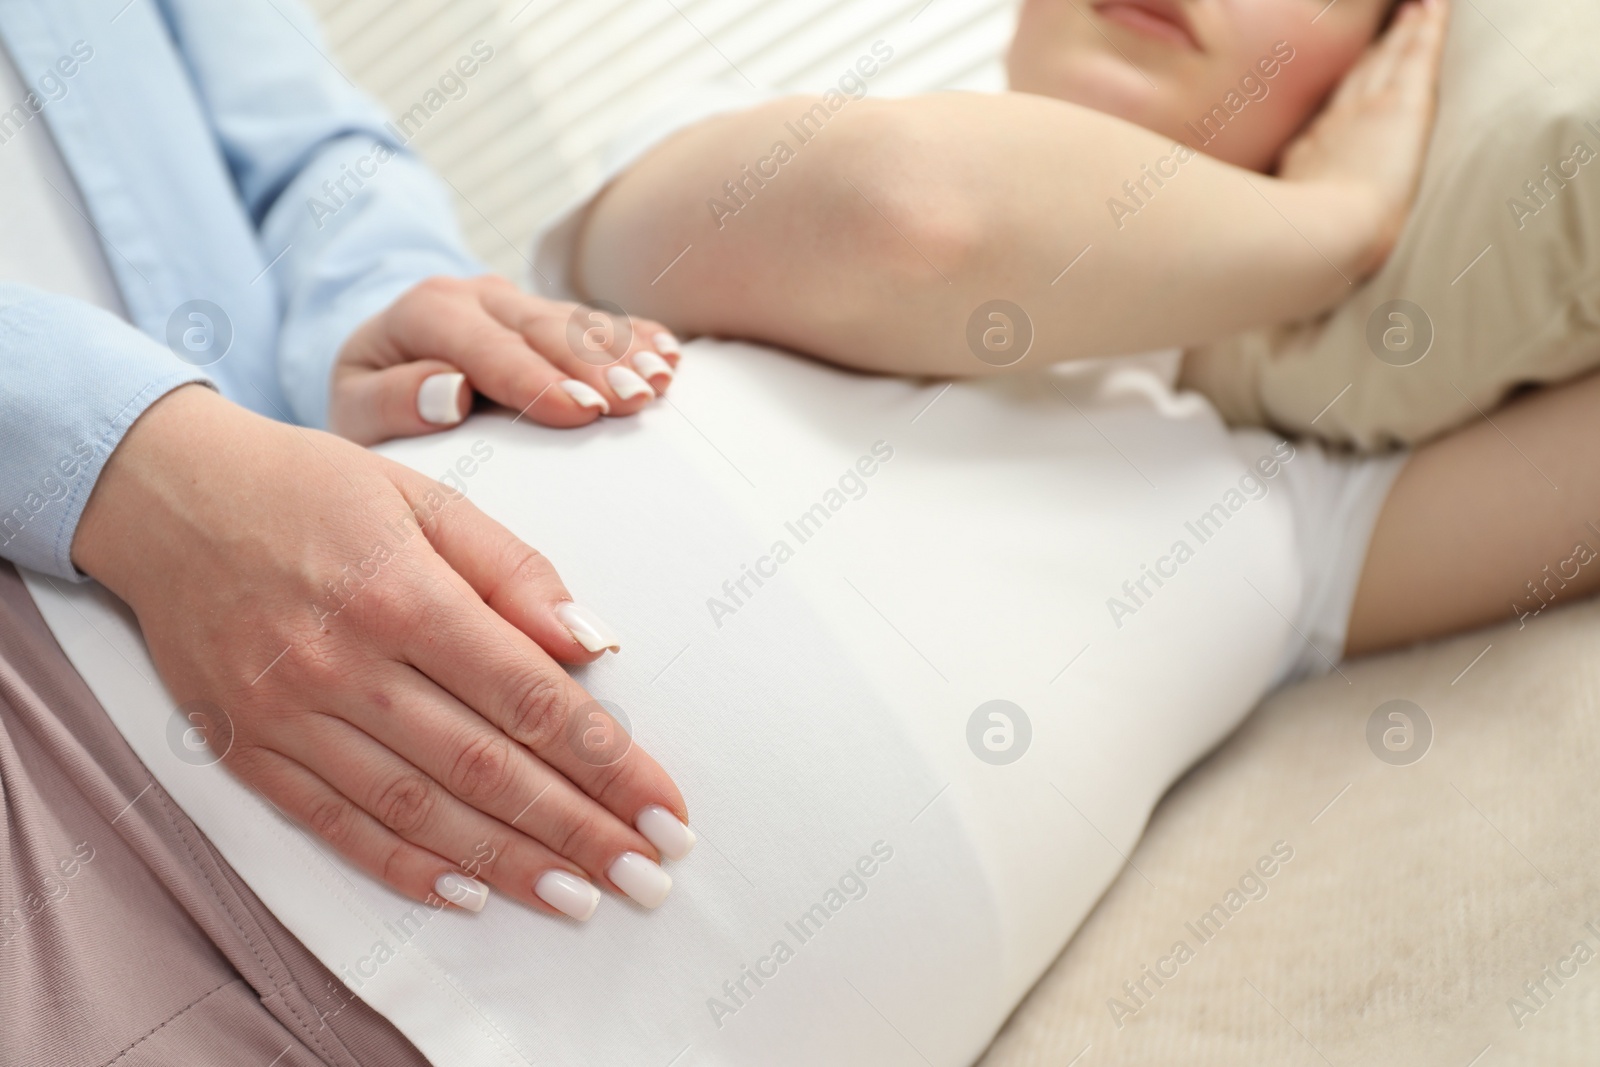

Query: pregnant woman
left=401, top=0, right=1600, bottom=1055
left=562, top=0, right=1588, bottom=665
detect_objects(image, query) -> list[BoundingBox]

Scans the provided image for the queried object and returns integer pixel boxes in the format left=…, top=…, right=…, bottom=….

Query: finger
left=476, top=286, right=666, bottom=413
left=647, top=324, right=683, bottom=369
left=1365, top=2, right=1427, bottom=94
left=395, top=597, right=692, bottom=868
left=367, top=532, right=691, bottom=861
left=1403, top=0, right=1451, bottom=96
left=384, top=472, right=693, bottom=859
left=273, top=713, right=616, bottom=918
left=394, top=468, right=617, bottom=664
left=330, top=359, right=472, bottom=446
left=1334, top=2, right=1416, bottom=102
left=230, top=743, right=491, bottom=912
left=382, top=279, right=609, bottom=428
left=324, top=662, right=679, bottom=893
left=626, top=340, right=676, bottom=395
left=448, top=318, right=616, bottom=427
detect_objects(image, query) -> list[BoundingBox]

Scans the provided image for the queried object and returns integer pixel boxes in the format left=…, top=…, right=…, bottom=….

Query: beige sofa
left=980, top=601, right=1600, bottom=1065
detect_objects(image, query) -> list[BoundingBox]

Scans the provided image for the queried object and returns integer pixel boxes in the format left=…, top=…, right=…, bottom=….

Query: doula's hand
left=330, top=275, right=681, bottom=445
left=73, top=385, right=694, bottom=918
left=1278, top=0, right=1449, bottom=274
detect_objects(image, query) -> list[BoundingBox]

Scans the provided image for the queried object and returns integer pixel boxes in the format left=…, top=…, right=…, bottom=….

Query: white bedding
left=26, top=340, right=1302, bottom=1065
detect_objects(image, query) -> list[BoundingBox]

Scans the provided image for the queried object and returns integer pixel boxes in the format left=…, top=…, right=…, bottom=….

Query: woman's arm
left=575, top=10, right=1442, bottom=377
left=575, top=92, right=1371, bottom=376
left=1348, top=368, right=1600, bottom=657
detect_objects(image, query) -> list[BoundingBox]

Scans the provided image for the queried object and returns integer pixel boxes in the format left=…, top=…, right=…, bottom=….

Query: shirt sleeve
left=0, top=284, right=211, bottom=579
left=154, top=0, right=483, bottom=430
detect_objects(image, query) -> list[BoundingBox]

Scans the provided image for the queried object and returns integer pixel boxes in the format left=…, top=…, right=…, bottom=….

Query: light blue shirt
left=0, top=0, right=480, bottom=579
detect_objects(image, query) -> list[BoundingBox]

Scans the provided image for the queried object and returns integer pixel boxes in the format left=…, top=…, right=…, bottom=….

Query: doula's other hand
left=330, top=275, right=682, bottom=445
left=1278, top=0, right=1449, bottom=274
left=73, top=385, right=694, bottom=918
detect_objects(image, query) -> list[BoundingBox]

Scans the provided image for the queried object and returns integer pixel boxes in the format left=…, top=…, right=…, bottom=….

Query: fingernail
left=631, top=350, right=674, bottom=383
left=635, top=805, right=696, bottom=861
left=535, top=870, right=600, bottom=921
left=605, top=365, right=656, bottom=401
left=555, top=601, right=621, bottom=653
left=435, top=873, right=489, bottom=913
left=418, top=372, right=467, bottom=426
left=653, top=331, right=681, bottom=356
left=608, top=851, right=672, bottom=908
left=559, top=379, right=610, bottom=414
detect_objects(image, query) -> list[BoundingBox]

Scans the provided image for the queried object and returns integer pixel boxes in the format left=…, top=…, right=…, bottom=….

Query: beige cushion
left=977, top=599, right=1600, bottom=1065
left=1183, top=0, right=1600, bottom=450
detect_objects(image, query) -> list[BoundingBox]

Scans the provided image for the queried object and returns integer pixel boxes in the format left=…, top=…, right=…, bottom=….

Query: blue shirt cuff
left=0, top=287, right=213, bottom=580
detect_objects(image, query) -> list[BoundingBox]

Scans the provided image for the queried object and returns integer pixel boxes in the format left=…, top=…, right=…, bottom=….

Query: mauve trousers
left=0, top=562, right=431, bottom=1067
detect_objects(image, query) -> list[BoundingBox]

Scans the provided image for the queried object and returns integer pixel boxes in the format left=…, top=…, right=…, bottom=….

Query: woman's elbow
left=822, top=100, right=987, bottom=291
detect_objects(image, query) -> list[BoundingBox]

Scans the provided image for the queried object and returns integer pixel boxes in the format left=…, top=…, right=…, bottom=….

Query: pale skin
left=1348, top=370, right=1600, bottom=656
left=573, top=0, right=1446, bottom=378
left=72, top=282, right=691, bottom=918
left=330, top=274, right=681, bottom=444
left=566, top=0, right=1600, bottom=656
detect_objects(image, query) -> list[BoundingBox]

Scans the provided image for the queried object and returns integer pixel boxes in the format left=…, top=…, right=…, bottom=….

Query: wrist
left=71, top=384, right=246, bottom=601
left=1274, top=179, right=1390, bottom=301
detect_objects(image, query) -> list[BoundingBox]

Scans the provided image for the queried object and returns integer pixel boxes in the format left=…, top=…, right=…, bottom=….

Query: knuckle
left=582, top=756, right=635, bottom=812
left=504, top=673, right=570, bottom=750
left=289, top=643, right=347, bottom=693
left=372, top=772, right=439, bottom=836
left=415, top=275, right=466, bottom=300
left=502, top=543, right=551, bottom=589
left=463, top=318, right=510, bottom=350
left=379, top=840, right=411, bottom=888
left=463, top=831, right=517, bottom=878
left=306, top=794, right=359, bottom=848
left=448, top=733, right=515, bottom=803
left=371, top=586, right=441, bottom=644
left=545, top=806, right=606, bottom=860
left=222, top=741, right=266, bottom=778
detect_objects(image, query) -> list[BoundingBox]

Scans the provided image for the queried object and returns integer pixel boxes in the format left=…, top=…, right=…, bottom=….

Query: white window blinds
left=305, top=0, right=1017, bottom=275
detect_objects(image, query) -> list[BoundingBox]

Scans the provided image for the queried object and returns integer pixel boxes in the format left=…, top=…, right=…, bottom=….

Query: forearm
left=577, top=92, right=1383, bottom=376
left=1348, top=369, right=1600, bottom=657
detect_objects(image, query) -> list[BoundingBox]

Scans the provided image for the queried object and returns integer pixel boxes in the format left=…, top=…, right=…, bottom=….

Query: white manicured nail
left=608, top=852, right=672, bottom=908
left=418, top=373, right=467, bottom=426
left=632, top=350, right=674, bottom=382
left=535, top=870, right=600, bottom=921
left=555, top=601, right=621, bottom=653
left=605, top=365, right=656, bottom=401
left=653, top=331, right=681, bottom=356
left=559, top=379, right=610, bottom=414
left=435, top=873, right=489, bottom=913
left=635, top=805, right=696, bottom=861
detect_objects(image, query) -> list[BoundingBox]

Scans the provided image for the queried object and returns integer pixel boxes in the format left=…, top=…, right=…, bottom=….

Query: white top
left=32, top=337, right=1308, bottom=1066
left=0, top=41, right=125, bottom=315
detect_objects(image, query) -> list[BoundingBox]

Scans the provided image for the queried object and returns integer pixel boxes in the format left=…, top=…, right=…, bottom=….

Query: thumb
left=329, top=359, right=472, bottom=445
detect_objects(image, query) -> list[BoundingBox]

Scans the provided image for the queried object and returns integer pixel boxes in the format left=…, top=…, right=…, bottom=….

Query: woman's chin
left=1013, top=58, right=1177, bottom=135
